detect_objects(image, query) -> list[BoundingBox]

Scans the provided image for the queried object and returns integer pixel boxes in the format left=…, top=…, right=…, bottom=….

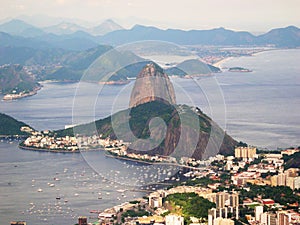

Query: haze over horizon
left=0, top=0, right=299, bottom=33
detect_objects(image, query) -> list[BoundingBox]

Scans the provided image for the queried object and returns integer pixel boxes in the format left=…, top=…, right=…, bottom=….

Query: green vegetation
left=283, top=151, right=300, bottom=169
left=0, top=45, right=146, bottom=84
left=0, top=64, right=40, bottom=94
left=165, top=67, right=187, bottom=76
left=165, top=192, right=215, bottom=222
left=121, top=209, right=151, bottom=223
left=240, top=184, right=300, bottom=207
left=165, top=59, right=220, bottom=76
left=183, top=177, right=218, bottom=187
left=55, top=100, right=237, bottom=158
left=79, top=49, right=143, bottom=82
left=0, top=113, right=33, bottom=136
left=110, top=61, right=151, bottom=81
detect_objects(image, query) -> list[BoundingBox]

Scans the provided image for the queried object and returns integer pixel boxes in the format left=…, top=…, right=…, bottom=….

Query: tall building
left=269, top=213, right=277, bottom=225
left=216, top=192, right=227, bottom=208
left=295, top=177, right=300, bottom=189
left=229, top=193, right=239, bottom=207
left=260, top=212, right=277, bottom=225
left=277, top=173, right=287, bottom=186
left=149, top=196, right=163, bottom=208
left=255, top=205, right=264, bottom=221
left=165, top=215, right=184, bottom=225
left=234, top=147, right=256, bottom=160
left=208, top=209, right=216, bottom=225
left=214, top=192, right=239, bottom=208
left=277, top=211, right=291, bottom=225
left=271, top=172, right=300, bottom=190
left=207, top=192, right=239, bottom=221
left=78, top=216, right=87, bottom=225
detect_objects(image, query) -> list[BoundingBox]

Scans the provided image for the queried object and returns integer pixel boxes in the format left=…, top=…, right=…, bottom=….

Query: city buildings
left=235, top=146, right=257, bottom=160
left=212, top=218, right=234, bottom=225
left=271, top=169, right=300, bottom=190
left=165, top=215, right=184, bottom=225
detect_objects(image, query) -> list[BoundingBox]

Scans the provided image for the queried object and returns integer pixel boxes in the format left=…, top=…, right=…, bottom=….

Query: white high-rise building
left=255, top=205, right=264, bottom=221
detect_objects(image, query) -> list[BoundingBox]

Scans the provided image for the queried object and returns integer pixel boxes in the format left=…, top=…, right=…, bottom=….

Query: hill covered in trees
left=0, top=113, right=33, bottom=136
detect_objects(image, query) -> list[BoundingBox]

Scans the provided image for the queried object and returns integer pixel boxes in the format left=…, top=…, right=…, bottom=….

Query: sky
left=0, top=0, right=299, bottom=32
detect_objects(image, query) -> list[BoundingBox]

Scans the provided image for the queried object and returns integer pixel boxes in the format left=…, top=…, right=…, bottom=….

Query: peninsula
left=54, top=63, right=237, bottom=159
left=0, top=64, right=41, bottom=100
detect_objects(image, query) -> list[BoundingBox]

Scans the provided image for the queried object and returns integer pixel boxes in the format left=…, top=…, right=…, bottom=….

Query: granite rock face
left=129, top=63, right=176, bottom=108
left=60, top=63, right=238, bottom=159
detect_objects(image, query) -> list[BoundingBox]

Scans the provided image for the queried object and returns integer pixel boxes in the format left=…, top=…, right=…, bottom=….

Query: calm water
left=0, top=49, right=299, bottom=224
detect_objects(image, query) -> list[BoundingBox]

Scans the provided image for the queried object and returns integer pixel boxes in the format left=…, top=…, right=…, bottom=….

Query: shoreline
left=105, top=153, right=204, bottom=170
left=18, top=145, right=80, bottom=153
left=213, top=57, right=234, bottom=68
left=2, top=85, right=42, bottom=101
left=19, top=144, right=108, bottom=153
left=212, top=48, right=280, bottom=69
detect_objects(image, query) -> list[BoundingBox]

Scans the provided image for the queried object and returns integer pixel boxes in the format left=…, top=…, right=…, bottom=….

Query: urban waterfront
left=0, top=49, right=299, bottom=224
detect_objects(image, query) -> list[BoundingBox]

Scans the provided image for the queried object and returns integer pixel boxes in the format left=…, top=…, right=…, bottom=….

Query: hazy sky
left=0, top=0, right=299, bottom=32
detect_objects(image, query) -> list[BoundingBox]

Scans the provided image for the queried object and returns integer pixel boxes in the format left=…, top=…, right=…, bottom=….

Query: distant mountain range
left=0, top=43, right=219, bottom=83
left=99, top=25, right=300, bottom=47
left=0, top=19, right=123, bottom=36
left=0, top=18, right=299, bottom=91
left=43, top=19, right=123, bottom=36
left=0, top=19, right=299, bottom=48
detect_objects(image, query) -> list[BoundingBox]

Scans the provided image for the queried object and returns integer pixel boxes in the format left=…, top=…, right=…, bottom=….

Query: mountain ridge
left=0, top=19, right=299, bottom=47
left=99, top=25, right=300, bottom=47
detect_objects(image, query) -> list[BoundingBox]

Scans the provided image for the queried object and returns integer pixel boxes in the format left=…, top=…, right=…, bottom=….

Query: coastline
left=2, top=85, right=42, bottom=101
left=18, top=144, right=80, bottom=153
left=212, top=48, right=278, bottom=69
left=19, top=144, right=106, bottom=153
left=105, top=153, right=204, bottom=170
left=213, top=57, right=234, bottom=68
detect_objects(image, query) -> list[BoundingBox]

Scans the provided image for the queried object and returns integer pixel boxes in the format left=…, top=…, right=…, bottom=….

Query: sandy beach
left=213, top=57, right=234, bottom=68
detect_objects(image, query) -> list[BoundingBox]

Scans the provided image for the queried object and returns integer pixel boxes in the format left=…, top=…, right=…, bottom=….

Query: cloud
left=15, top=4, right=25, bottom=10
left=56, top=0, right=66, bottom=5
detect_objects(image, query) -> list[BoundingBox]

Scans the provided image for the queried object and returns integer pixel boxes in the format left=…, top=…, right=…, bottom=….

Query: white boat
left=37, top=188, right=43, bottom=192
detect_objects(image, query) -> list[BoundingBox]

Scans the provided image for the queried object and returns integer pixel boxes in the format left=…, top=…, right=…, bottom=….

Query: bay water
left=0, top=49, right=299, bottom=224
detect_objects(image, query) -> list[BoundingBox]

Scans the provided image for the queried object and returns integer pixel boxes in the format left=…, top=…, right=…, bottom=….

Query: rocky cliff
left=58, top=101, right=237, bottom=159
left=129, top=63, right=176, bottom=108
left=58, top=63, right=238, bottom=159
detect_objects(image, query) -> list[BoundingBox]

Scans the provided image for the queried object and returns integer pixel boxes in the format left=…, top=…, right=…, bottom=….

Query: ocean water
left=0, top=49, right=299, bottom=224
